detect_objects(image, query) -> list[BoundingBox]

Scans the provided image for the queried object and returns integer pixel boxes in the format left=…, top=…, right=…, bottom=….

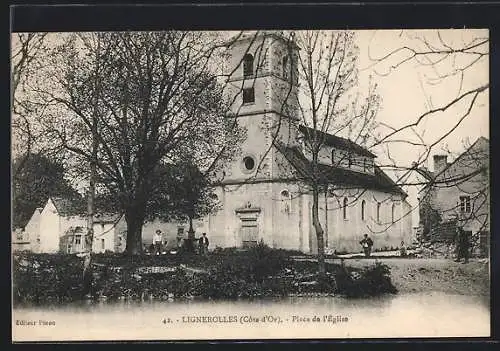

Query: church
left=194, top=31, right=413, bottom=254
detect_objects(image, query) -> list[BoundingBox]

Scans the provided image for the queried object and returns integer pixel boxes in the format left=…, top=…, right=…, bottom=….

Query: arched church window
left=243, top=54, right=254, bottom=77
left=282, top=55, right=289, bottom=79
left=281, top=190, right=290, bottom=198
left=343, top=197, right=348, bottom=220
left=376, top=202, right=381, bottom=223
left=243, top=156, right=255, bottom=171
left=361, top=200, right=366, bottom=221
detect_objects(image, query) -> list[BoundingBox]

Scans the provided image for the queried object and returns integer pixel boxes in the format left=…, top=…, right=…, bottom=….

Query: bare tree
left=30, top=31, right=243, bottom=255
left=365, top=29, right=489, bottom=248
left=273, top=31, right=380, bottom=275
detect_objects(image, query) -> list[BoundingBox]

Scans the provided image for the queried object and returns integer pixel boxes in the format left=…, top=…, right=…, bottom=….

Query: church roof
left=298, top=125, right=376, bottom=158
left=275, top=143, right=406, bottom=196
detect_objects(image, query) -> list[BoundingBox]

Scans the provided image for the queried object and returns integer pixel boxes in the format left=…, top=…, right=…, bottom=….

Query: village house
left=417, top=137, right=489, bottom=254
left=191, top=31, right=413, bottom=254
left=15, top=196, right=184, bottom=254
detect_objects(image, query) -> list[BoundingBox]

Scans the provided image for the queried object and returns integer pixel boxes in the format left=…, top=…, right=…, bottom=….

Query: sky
left=355, top=29, right=488, bottom=167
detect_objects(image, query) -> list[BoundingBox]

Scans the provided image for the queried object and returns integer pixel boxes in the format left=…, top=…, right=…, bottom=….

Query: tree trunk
left=188, top=216, right=195, bottom=239
left=312, top=186, right=326, bottom=277
left=125, top=210, right=144, bottom=255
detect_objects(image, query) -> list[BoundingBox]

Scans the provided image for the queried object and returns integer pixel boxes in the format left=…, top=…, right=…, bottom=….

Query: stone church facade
left=194, top=31, right=413, bottom=254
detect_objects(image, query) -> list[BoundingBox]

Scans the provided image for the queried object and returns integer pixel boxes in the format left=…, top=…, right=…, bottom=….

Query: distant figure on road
left=199, top=233, right=209, bottom=256
left=399, top=240, right=407, bottom=257
left=359, top=234, right=374, bottom=257
left=153, top=230, right=163, bottom=255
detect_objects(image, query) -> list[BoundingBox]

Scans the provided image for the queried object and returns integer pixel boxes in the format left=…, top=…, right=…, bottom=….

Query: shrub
left=336, top=261, right=397, bottom=298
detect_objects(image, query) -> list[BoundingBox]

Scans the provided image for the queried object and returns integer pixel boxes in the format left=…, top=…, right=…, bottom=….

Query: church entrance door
left=240, top=218, right=258, bottom=247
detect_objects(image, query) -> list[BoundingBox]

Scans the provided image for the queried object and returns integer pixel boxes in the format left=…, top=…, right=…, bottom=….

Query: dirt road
left=328, top=257, right=490, bottom=297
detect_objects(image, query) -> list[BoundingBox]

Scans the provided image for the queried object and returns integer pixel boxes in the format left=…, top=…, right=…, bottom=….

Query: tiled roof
left=51, top=196, right=87, bottom=217
left=275, top=142, right=406, bottom=196
left=298, top=125, right=376, bottom=158
left=51, top=197, right=122, bottom=221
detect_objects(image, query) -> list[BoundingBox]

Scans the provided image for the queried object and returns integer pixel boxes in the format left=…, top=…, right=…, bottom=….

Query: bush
left=336, top=261, right=397, bottom=298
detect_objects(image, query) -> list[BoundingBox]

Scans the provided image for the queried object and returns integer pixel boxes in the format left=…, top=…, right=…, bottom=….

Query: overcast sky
left=355, top=29, right=488, bottom=169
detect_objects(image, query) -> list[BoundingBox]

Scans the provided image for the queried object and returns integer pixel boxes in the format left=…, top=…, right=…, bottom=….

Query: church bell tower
left=222, top=31, right=301, bottom=183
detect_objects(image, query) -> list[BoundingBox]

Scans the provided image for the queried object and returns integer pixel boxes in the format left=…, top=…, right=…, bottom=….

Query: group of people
left=151, top=229, right=210, bottom=255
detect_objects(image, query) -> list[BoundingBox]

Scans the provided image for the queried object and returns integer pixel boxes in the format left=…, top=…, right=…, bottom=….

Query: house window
left=243, top=54, right=254, bottom=77
left=459, top=196, right=471, bottom=213
left=101, top=239, right=105, bottom=250
left=74, top=235, right=81, bottom=246
left=343, top=197, right=348, bottom=220
left=361, top=200, right=366, bottom=221
left=391, top=203, right=396, bottom=223
left=16, top=232, right=23, bottom=241
left=376, top=202, right=381, bottom=223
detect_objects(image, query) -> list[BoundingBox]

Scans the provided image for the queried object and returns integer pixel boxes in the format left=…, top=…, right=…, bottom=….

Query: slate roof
left=298, top=125, right=376, bottom=158
left=50, top=197, right=122, bottom=222
left=275, top=142, right=406, bottom=196
left=51, top=196, right=87, bottom=217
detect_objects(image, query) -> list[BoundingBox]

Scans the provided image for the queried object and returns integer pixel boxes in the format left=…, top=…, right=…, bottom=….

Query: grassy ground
left=324, top=257, right=490, bottom=297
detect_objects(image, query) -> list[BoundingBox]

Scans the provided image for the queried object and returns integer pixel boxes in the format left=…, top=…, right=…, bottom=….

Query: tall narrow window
left=282, top=55, right=289, bottom=79
left=101, top=239, right=105, bottom=250
left=376, top=202, right=381, bottom=223
left=243, top=54, right=254, bottom=77
left=361, top=200, right=366, bottom=221
left=343, top=197, right=348, bottom=220
left=243, top=88, right=255, bottom=104
left=331, top=149, right=335, bottom=165
left=459, top=196, right=471, bottom=213
left=391, top=203, right=396, bottom=223
left=348, top=152, right=352, bottom=168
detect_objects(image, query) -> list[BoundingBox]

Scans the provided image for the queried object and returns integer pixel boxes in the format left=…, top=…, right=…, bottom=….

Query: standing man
left=153, top=229, right=163, bottom=256
left=454, top=227, right=470, bottom=264
left=199, top=233, right=209, bottom=256
left=359, top=234, right=374, bottom=258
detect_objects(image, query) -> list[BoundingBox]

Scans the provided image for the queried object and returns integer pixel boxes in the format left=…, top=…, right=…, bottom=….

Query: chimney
left=433, top=155, right=448, bottom=174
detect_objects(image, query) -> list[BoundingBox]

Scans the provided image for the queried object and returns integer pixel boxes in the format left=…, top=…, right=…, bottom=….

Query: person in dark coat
left=454, top=228, right=470, bottom=263
left=199, top=233, right=209, bottom=256
left=359, top=234, right=374, bottom=257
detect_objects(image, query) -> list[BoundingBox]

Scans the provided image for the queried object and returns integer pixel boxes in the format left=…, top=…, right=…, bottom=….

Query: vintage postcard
left=11, top=27, right=490, bottom=341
